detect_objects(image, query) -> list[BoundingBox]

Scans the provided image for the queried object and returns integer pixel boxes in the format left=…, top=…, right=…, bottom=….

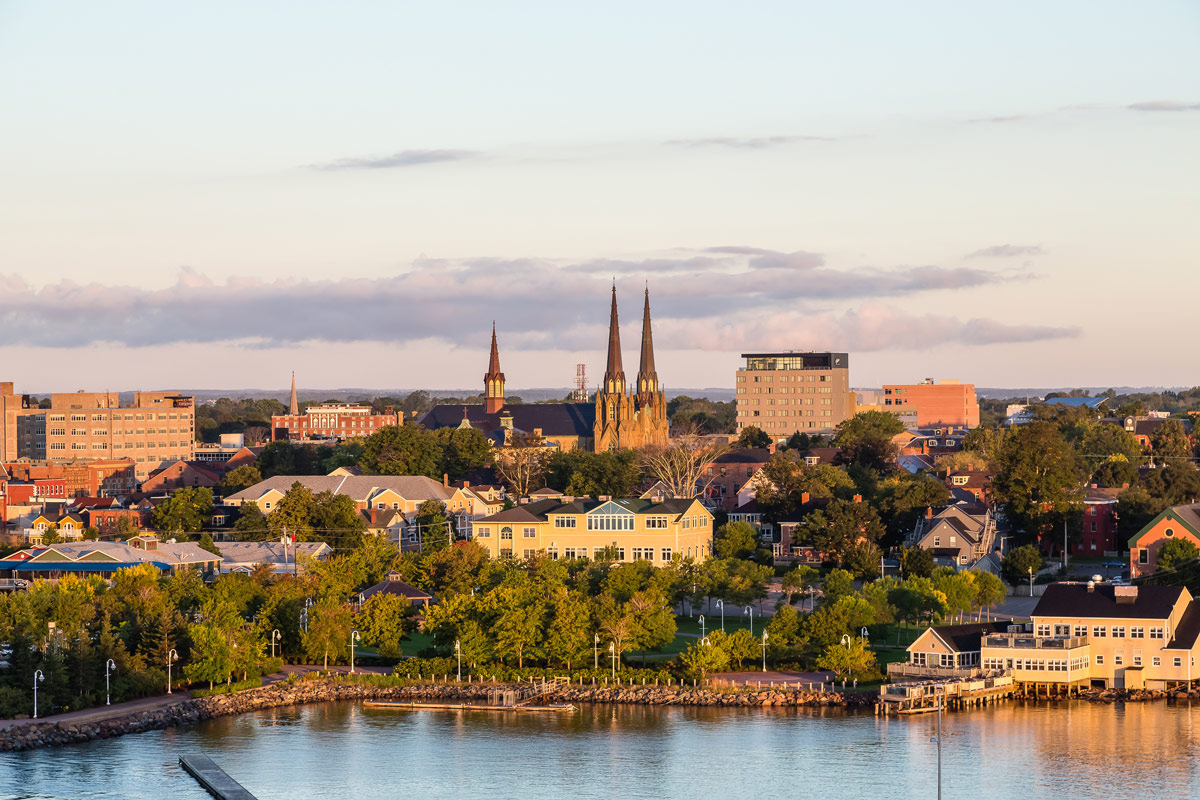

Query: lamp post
left=271, top=629, right=281, bottom=659
left=715, top=599, right=725, bottom=632
left=32, top=669, right=44, bottom=718
left=1028, top=566, right=1034, bottom=597
left=455, top=639, right=462, bottom=682
left=594, top=633, right=600, bottom=669
left=698, top=615, right=706, bottom=638
left=105, top=658, right=117, bottom=706
left=167, top=649, right=178, bottom=694
left=300, top=609, right=309, bottom=634
left=745, top=605, right=754, bottom=636
left=761, top=631, right=769, bottom=672
left=608, top=642, right=616, bottom=679
left=349, top=630, right=361, bottom=674
left=692, top=582, right=698, bottom=618
left=841, top=634, right=851, bottom=650
left=807, top=586, right=815, bottom=612
left=929, top=686, right=943, bottom=800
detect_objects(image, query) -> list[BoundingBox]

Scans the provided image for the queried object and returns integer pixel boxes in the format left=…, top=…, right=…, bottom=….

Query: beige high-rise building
left=735, top=352, right=853, bottom=438
left=2, top=384, right=195, bottom=481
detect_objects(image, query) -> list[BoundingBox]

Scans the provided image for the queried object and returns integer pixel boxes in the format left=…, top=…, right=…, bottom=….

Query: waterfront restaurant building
left=470, top=497, right=714, bottom=563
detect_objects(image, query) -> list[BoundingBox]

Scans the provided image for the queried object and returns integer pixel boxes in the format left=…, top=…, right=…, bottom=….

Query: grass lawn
left=675, top=614, right=760, bottom=637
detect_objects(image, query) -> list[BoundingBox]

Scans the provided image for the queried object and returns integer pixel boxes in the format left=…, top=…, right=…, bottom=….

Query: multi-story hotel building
left=1, top=385, right=195, bottom=481
left=470, top=496, right=714, bottom=562
left=880, top=379, right=979, bottom=428
left=898, top=583, right=1200, bottom=692
left=735, top=352, right=853, bottom=438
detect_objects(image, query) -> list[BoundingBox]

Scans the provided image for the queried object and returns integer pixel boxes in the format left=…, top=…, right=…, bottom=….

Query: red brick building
left=142, top=461, right=221, bottom=493
left=271, top=403, right=400, bottom=442
left=1078, top=486, right=1121, bottom=556
left=882, top=380, right=979, bottom=428
left=703, top=447, right=772, bottom=511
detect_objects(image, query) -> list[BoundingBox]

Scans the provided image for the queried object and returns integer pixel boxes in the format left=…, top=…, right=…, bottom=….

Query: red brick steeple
left=484, top=322, right=506, bottom=414
left=289, top=372, right=299, bottom=416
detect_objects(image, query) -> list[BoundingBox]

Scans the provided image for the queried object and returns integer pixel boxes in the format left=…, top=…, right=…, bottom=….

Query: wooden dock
left=179, top=754, right=259, bottom=800
left=363, top=700, right=576, bottom=713
left=878, top=674, right=1016, bottom=715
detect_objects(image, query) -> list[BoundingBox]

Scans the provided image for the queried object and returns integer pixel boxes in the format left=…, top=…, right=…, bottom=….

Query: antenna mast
left=573, top=364, right=589, bottom=402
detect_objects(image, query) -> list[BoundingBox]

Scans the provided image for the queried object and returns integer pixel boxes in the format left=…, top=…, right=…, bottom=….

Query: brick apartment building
left=735, top=352, right=854, bottom=438
left=881, top=379, right=979, bottom=428
left=0, top=383, right=195, bottom=481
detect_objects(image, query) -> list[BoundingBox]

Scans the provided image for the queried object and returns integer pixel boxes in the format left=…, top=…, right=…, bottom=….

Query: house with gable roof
left=1128, top=502, right=1200, bottom=579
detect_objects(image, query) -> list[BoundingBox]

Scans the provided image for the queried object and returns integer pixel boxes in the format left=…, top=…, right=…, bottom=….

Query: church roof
left=603, top=284, right=625, bottom=387
left=419, top=403, right=596, bottom=439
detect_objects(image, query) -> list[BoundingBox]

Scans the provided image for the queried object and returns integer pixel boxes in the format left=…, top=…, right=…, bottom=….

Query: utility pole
left=1063, top=519, right=1068, bottom=571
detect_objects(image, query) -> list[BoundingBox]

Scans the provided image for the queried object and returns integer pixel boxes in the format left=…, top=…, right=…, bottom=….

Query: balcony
left=887, top=662, right=986, bottom=681
left=983, top=635, right=1088, bottom=650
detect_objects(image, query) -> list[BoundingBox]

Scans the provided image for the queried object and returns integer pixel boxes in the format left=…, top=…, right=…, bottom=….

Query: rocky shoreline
left=4, top=679, right=1195, bottom=752
left=0, top=679, right=868, bottom=752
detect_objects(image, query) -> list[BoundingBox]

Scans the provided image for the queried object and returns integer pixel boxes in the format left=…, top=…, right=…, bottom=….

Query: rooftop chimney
left=1114, top=585, right=1139, bottom=604
left=801, top=491, right=810, bottom=505
left=852, top=494, right=862, bottom=504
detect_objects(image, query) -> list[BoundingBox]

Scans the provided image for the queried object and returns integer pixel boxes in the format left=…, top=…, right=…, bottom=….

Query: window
left=1111, top=626, right=1125, bottom=638
left=645, top=515, right=668, bottom=529
left=547, top=548, right=558, bottom=560
left=587, top=513, right=634, bottom=531
left=523, top=527, right=537, bottom=538
left=1138, top=549, right=1148, bottom=564
left=661, top=547, right=673, bottom=562
left=1054, top=624, right=1071, bottom=637
left=1131, top=627, right=1145, bottom=639
left=1165, top=527, right=1175, bottom=538
left=1092, top=626, right=1106, bottom=638
left=1152, top=657, right=1161, bottom=667
left=523, top=549, right=536, bottom=559
left=1073, top=625, right=1087, bottom=638
left=1175, top=657, right=1183, bottom=668
left=500, top=526, right=513, bottom=540
left=1036, top=624, right=1051, bottom=637
left=1114, top=651, right=1123, bottom=665
left=1095, top=654, right=1104, bottom=665
left=934, top=536, right=941, bottom=547
left=1150, top=628, right=1164, bottom=639
left=1132, top=650, right=1142, bottom=667
left=476, top=527, right=490, bottom=538
left=554, top=517, right=577, bottom=528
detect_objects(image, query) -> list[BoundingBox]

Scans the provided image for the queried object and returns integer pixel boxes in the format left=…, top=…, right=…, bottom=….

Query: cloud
left=1126, top=101, right=1200, bottom=112
left=664, top=135, right=836, bottom=149
left=967, top=114, right=1036, bottom=124
left=309, top=149, right=478, bottom=170
left=966, top=244, right=1045, bottom=259
left=0, top=248, right=1059, bottom=355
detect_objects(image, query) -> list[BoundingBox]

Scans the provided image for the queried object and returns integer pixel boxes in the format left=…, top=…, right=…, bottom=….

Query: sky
left=1, top=1, right=1197, bottom=395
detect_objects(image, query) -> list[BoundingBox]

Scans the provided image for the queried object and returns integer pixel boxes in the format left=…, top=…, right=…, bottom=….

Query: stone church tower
left=593, top=287, right=669, bottom=450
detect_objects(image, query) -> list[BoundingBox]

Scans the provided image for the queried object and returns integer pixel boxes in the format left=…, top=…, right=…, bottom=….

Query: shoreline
left=1, top=678, right=1195, bottom=753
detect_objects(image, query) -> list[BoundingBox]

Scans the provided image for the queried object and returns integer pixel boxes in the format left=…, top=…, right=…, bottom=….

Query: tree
left=435, top=427, right=492, bottom=481
left=184, top=621, right=234, bottom=691
left=875, top=474, right=951, bottom=537
left=680, top=635, right=730, bottom=680
left=899, top=546, right=936, bottom=578
left=972, top=571, right=1006, bottom=620
left=356, top=593, right=412, bottom=659
left=413, top=500, right=453, bottom=553
left=844, top=540, right=882, bottom=581
left=796, top=499, right=884, bottom=565
left=492, top=431, right=553, bottom=497
left=752, top=454, right=855, bottom=518
left=152, top=487, right=214, bottom=535
left=196, top=533, right=221, bottom=558
left=781, top=565, right=818, bottom=604
left=233, top=501, right=269, bottom=540
left=932, top=568, right=977, bottom=623
left=359, top=425, right=443, bottom=478
left=991, top=421, right=1085, bottom=534
left=627, top=589, right=676, bottom=660
left=492, top=592, right=545, bottom=668
left=543, top=591, right=593, bottom=669
left=219, top=465, right=262, bottom=495
left=737, top=426, right=771, bottom=449
left=1001, top=544, right=1044, bottom=588
left=1157, top=538, right=1199, bottom=572
left=1149, top=419, right=1192, bottom=466
left=724, top=628, right=759, bottom=668
left=268, top=482, right=316, bottom=538
left=816, top=637, right=877, bottom=678
left=545, top=450, right=642, bottom=498
left=834, top=411, right=905, bottom=472
left=823, top=569, right=855, bottom=603
left=311, top=491, right=366, bottom=548
left=641, top=431, right=730, bottom=499
left=81, top=526, right=100, bottom=541
left=714, top=521, right=758, bottom=560
left=302, top=599, right=353, bottom=669
left=764, top=604, right=802, bottom=657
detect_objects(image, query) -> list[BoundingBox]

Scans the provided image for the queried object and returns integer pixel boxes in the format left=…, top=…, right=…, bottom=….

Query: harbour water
left=2, top=700, right=1198, bottom=799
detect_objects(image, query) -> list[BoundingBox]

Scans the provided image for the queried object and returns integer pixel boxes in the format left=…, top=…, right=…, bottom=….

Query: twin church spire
left=602, top=284, right=658, bottom=398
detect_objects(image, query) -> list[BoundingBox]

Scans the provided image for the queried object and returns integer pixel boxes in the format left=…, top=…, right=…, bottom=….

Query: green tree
left=544, top=590, right=593, bottom=669
left=492, top=592, right=545, bottom=668
left=302, top=599, right=353, bottom=669
left=764, top=603, right=802, bottom=657
left=311, top=490, right=366, bottom=548
left=184, top=622, right=234, bottom=690
left=1148, top=419, right=1192, bottom=466
left=680, top=635, right=730, bottom=680
left=268, top=482, right=317, bottom=537
left=724, top=628, right=760, bottom=668
left=781, top=565, right=819, bottom=604
left=816, top=637, right=877, bottom=678
left=435, top=427, right=492, bottom=481
left=152, top=487, right=214, bottom=535
left=360, top=425, right=443, bottom=478
left=899, top=546, right=936, bottom=578
left=992, top=421, right=1085, bottom=534
left=1157, top=538, right=1199, bottom=572
left=714, top=521, right=759, bottom=560
left=627, top=589, right=676, bottom=661
left=233, top=501, right=269, bottom=540
left=972, top=570, right=1006, bottom=619
left=356, top=593, right=412, bottom=659
left=737, top=426, right=771, bottom=449
left=413, top=500, right=453, bottom=553
left=196, top=533, right=221, bottom=558
left=219, top=465, right=263, bottom=495
left=796, top=499, right=884, bottom=565
left=753, top=454, right=856, bottom=518
left=834, top=411, right=905, bottom=472
left=844, top=540, right=882, bottom=581
left=823, top=569, right=855, bottom=604
left=1001, top=544, right=1044, bottom=588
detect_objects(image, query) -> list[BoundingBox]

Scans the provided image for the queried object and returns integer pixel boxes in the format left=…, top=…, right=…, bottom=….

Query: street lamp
left=807, top=586, right=815, bottom=612
left=929, top=686, right=943, bottom=800
left=1028, top=566, right=1034, bottom=597
left=300, top=610, right=309, bottom=634
left=271, top=629, right=281, bottom=659
left=105, top=659, right=117, bottom=706
left=841, top=634, right=852, bottom=650
left=698, top=615, right=706, bottom=638
left=594, top=633, right=600, bottom=669
left=608, top=642, right=616, bottom=679
left=692, top=582, right=698, bottom=618
left=715, top=599, right=725, bottom=632
left=349, top=630, right=361, bottom=674
left=745, top=605, right=754, bottom=636
left=761, top=631, right=769, bottom=672
left=167, top=649, right=178, bottom=694
left=455, top=639, right=462, bottom=682
left=33, top=670, right=44, bottom=719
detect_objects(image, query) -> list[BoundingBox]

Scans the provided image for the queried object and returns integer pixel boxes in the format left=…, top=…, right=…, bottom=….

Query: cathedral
left=419, top=287, right=670, bottom=452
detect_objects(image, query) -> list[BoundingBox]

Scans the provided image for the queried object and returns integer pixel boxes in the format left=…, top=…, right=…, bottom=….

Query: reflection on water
left=2, top=700, right=1198, bottom=800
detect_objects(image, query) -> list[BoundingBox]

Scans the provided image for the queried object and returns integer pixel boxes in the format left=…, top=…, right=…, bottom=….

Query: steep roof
left=1033, top=583, right=1187, bottom=620
left=603, top=284, right=625, bottom=387
left=1165, top=600, right=1200, bottom=651
left=713, top=448, right=772, bottom=464
left=419, top=403, right=596, bottom=439
left=930, top=621, right=1012, bottom=652
left=1128, top=502, right=1200, bottom=547
left=635, top=287, right=657, bottom=393
left=360, top=576, right=435, bottom=603
left=477, top=496, right=705, bottom=524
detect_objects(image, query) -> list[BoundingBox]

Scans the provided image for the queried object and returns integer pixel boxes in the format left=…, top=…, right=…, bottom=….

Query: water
left=2, top=701, right=1199, bottom=799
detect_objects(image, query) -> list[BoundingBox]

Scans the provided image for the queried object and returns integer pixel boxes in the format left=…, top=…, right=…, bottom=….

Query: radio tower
left=573, top=364, right=589, bottom=402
